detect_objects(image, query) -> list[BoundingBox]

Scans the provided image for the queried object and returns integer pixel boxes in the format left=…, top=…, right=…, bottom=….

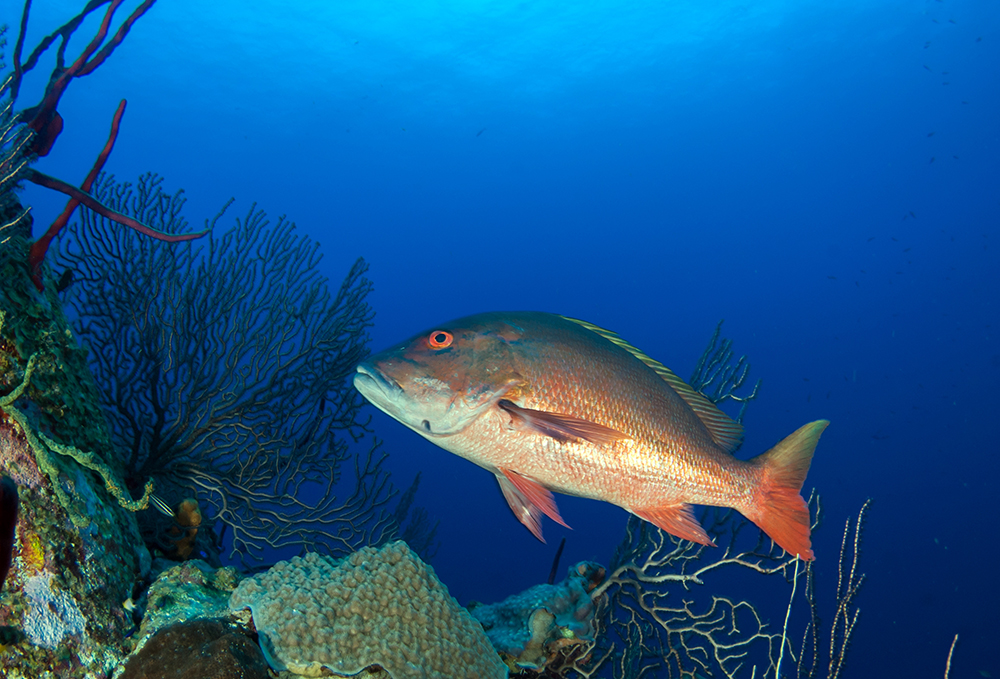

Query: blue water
left=13, top=0, right=999, bottom=675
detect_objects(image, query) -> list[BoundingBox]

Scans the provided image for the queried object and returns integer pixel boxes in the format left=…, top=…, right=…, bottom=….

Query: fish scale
left=354, top=311, right=828, bottom=560
left=506, top=320, right=740, bottom=503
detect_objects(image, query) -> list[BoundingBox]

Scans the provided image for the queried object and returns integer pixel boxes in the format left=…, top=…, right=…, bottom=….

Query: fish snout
left=353, top=361, right=403, bottom=401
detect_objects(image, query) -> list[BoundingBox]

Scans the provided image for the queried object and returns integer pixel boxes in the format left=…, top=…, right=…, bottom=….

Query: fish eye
left=421, top=420, right=432, bottom=432
left=427, top=330, right=453, bottom=349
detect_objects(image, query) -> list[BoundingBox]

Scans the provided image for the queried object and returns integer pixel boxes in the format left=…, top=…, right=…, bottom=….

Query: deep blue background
left=12, top=0, right=999, bottom=675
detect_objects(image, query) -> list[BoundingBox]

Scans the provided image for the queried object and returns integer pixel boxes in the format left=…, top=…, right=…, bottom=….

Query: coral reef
left=0, top=300, right=151, bottom=676
left=229, top=541, right=508, bottom=679
left=2, top=2, right=859, bottom=675
left=470, top=561, right=606, bottom=672
left=3, top=7, right=439, bottom=671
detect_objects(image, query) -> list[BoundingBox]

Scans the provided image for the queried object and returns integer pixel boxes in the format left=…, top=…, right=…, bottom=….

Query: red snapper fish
left=354, top=311, right=827, bottom=560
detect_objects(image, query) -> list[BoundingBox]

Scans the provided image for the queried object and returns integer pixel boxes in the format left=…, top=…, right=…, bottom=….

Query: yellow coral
left=19, top=531, right=45, bottom=574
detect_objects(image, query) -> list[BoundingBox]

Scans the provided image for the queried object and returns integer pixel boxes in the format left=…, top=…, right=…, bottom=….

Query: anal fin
left=632, top=503, right=716, bottom=547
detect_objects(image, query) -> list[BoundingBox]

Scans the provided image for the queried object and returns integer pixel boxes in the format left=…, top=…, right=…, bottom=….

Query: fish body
left=354, top=311, right=826, bottom=559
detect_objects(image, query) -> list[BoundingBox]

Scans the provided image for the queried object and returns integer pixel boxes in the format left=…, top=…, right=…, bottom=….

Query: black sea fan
left=54, top=172, right=396, bottom=564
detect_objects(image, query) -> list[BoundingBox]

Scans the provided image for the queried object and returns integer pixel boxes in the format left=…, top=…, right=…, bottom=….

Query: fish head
left=354, top=313, right=528, bottom=439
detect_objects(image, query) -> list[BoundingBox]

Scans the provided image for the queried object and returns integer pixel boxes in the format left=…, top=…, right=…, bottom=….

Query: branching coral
left=53, top=172, right=398, bottom=562
left=1, top=36, right=34, bottom=247
left=563, top=502, right=818, bottom=679
left=794, top=499, right=870, bottom=679
left=689, top=320, right=761, bottom=423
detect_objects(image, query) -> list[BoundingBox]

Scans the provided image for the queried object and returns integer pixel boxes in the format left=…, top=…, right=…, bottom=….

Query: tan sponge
left=229, top=540, right=508, bottom=678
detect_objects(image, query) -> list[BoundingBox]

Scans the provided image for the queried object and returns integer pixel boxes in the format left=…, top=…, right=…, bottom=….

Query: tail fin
left=746, top=420, right=829, bottom=561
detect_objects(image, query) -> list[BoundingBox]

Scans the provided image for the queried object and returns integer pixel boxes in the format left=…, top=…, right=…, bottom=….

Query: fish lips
left=353, top=361, right=439, bottom=435
left=353, top=361, right=402, bottom=405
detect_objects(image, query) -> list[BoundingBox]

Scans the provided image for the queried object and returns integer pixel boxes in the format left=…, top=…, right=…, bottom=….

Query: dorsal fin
left=562, top=316, right=744, bottom=453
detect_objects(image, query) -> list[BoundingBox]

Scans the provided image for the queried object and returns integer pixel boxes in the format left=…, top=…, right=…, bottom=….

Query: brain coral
left=229, top=540, right=508, bottom=679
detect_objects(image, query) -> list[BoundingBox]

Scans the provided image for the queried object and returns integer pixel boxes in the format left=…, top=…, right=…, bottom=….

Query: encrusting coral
left=229, top=540, right=508, bottom=679
left=470, top=561, right=606, bottom=671
left=125, top=559, right=240, bottom=655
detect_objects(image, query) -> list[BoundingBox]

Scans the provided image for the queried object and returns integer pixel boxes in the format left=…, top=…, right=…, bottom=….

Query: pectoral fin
left=632, top=503, right=716, bottom=547
left=498, top=399, right=630, bottom=445
left=496, top=468, right=570, bottom=542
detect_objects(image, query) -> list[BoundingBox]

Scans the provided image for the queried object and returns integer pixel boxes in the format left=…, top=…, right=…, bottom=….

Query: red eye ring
left=428, top=330, right=453, bottom=349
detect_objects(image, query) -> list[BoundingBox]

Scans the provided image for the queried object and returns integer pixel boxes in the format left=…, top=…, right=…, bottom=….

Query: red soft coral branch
left=12, top=0, right=206, bottom=292
left=21, top=0, right=158, bottom=156
left=26, top=100, right=208, bottom=291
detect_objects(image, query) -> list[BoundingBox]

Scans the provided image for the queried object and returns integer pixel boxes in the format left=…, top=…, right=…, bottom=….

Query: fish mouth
left=353, top=362, right=402, bottom=402
left=353, top=362, right=447, bottom=437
